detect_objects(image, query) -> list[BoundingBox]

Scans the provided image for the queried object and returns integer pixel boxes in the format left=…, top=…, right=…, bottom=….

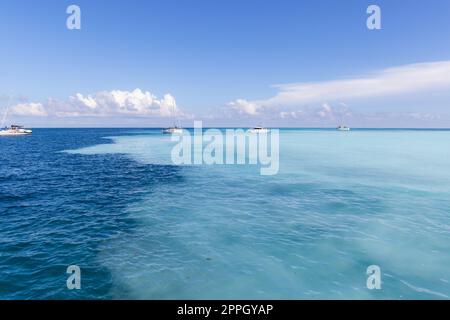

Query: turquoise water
left=1, top=129, right=450, bottom=299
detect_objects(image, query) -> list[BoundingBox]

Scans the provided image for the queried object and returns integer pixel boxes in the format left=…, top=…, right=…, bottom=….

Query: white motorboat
left=337, top=125, right=350, bottom=131
left=0, top=98, right=32, bottom=136
left=0, top=125, right=32, bottom=136
left=248, top=126, right=269, bottom=134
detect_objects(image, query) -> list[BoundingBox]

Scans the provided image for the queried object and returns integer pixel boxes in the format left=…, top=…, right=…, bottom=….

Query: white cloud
left=277, top=103, right=352, bottom=121
left=228, top=99, right=261, bottom=115
left=10, top=103, right=48, bottom=117
left=280, top=111, right=302, bottom=119
left=10, top=89, right=183, bottom=118
left=407, top=112, right=441, bottom=121
left=230, top=60, right=450, bottom=115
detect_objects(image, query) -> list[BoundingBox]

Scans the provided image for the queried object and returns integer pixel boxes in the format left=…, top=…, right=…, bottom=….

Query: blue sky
left=1, top=0, right=450, bottom=127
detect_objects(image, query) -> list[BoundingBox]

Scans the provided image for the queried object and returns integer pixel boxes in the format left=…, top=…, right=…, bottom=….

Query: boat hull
left=162, top=128, right=183, bottom=134
left=0, top=132, right=32, bottom=136
left=249, top=129, right=269, bottom=134
left=0, top=130, right=32, bottom=136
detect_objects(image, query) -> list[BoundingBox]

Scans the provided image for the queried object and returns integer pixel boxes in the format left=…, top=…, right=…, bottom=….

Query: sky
left=1, top=0, right=450, bottom=127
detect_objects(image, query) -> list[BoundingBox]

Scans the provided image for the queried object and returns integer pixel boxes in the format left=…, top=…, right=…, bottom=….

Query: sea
left=1, top=128, right=450, bottom=299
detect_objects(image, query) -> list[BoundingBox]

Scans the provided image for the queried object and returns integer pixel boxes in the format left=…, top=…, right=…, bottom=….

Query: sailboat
left=162, top=125, right=183, bottom=134
left=0, top=97, right=32, bottom=136
left=162, top=103, right=183, bottom=134
left=337, top=125, right=350, bottom=131
left=248, top=126, right=269, bottom=134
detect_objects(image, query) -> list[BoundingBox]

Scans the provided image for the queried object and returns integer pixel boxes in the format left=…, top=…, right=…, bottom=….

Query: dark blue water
left=0, top=129, right=182, bottom=299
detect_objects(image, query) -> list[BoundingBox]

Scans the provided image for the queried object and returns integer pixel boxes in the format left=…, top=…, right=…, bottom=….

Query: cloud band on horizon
left=5, top=60, right=450, bottom=126
left=229, top=60, right=450, bottom=115
left=8, top=89, right=183, bottom=118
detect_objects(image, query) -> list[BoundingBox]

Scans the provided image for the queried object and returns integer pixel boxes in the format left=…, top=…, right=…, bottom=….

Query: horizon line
left=16, top=126, right=450, bottom=130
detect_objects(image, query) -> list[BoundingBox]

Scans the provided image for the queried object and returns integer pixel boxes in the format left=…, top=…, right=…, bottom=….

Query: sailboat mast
left=1, top=95, right=12, bottom=128
left=172, top=101, right=179, bottom=128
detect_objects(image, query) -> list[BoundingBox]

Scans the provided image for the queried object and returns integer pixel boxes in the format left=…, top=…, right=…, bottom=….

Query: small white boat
left=162, top=126, right=183, bottom=134
left=0, top=125, right=32, bottom=136
left=337, top=125, right=350, bottom=131
left=249, top=126, right=269, bottom=134
left=162, top=102, right=183, bottom=134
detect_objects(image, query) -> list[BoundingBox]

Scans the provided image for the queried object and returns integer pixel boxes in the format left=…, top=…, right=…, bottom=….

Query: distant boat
left=337, top=125, right=350, bottom=131
left=162, top=101, right=183, bottom=134
left=0, top=125, right=32, bottom=136
left=249, top=126, right=269, bottom=134
left=162, top=126, right=183, bottom=134
left=0, top=98, right=31, bottom=136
